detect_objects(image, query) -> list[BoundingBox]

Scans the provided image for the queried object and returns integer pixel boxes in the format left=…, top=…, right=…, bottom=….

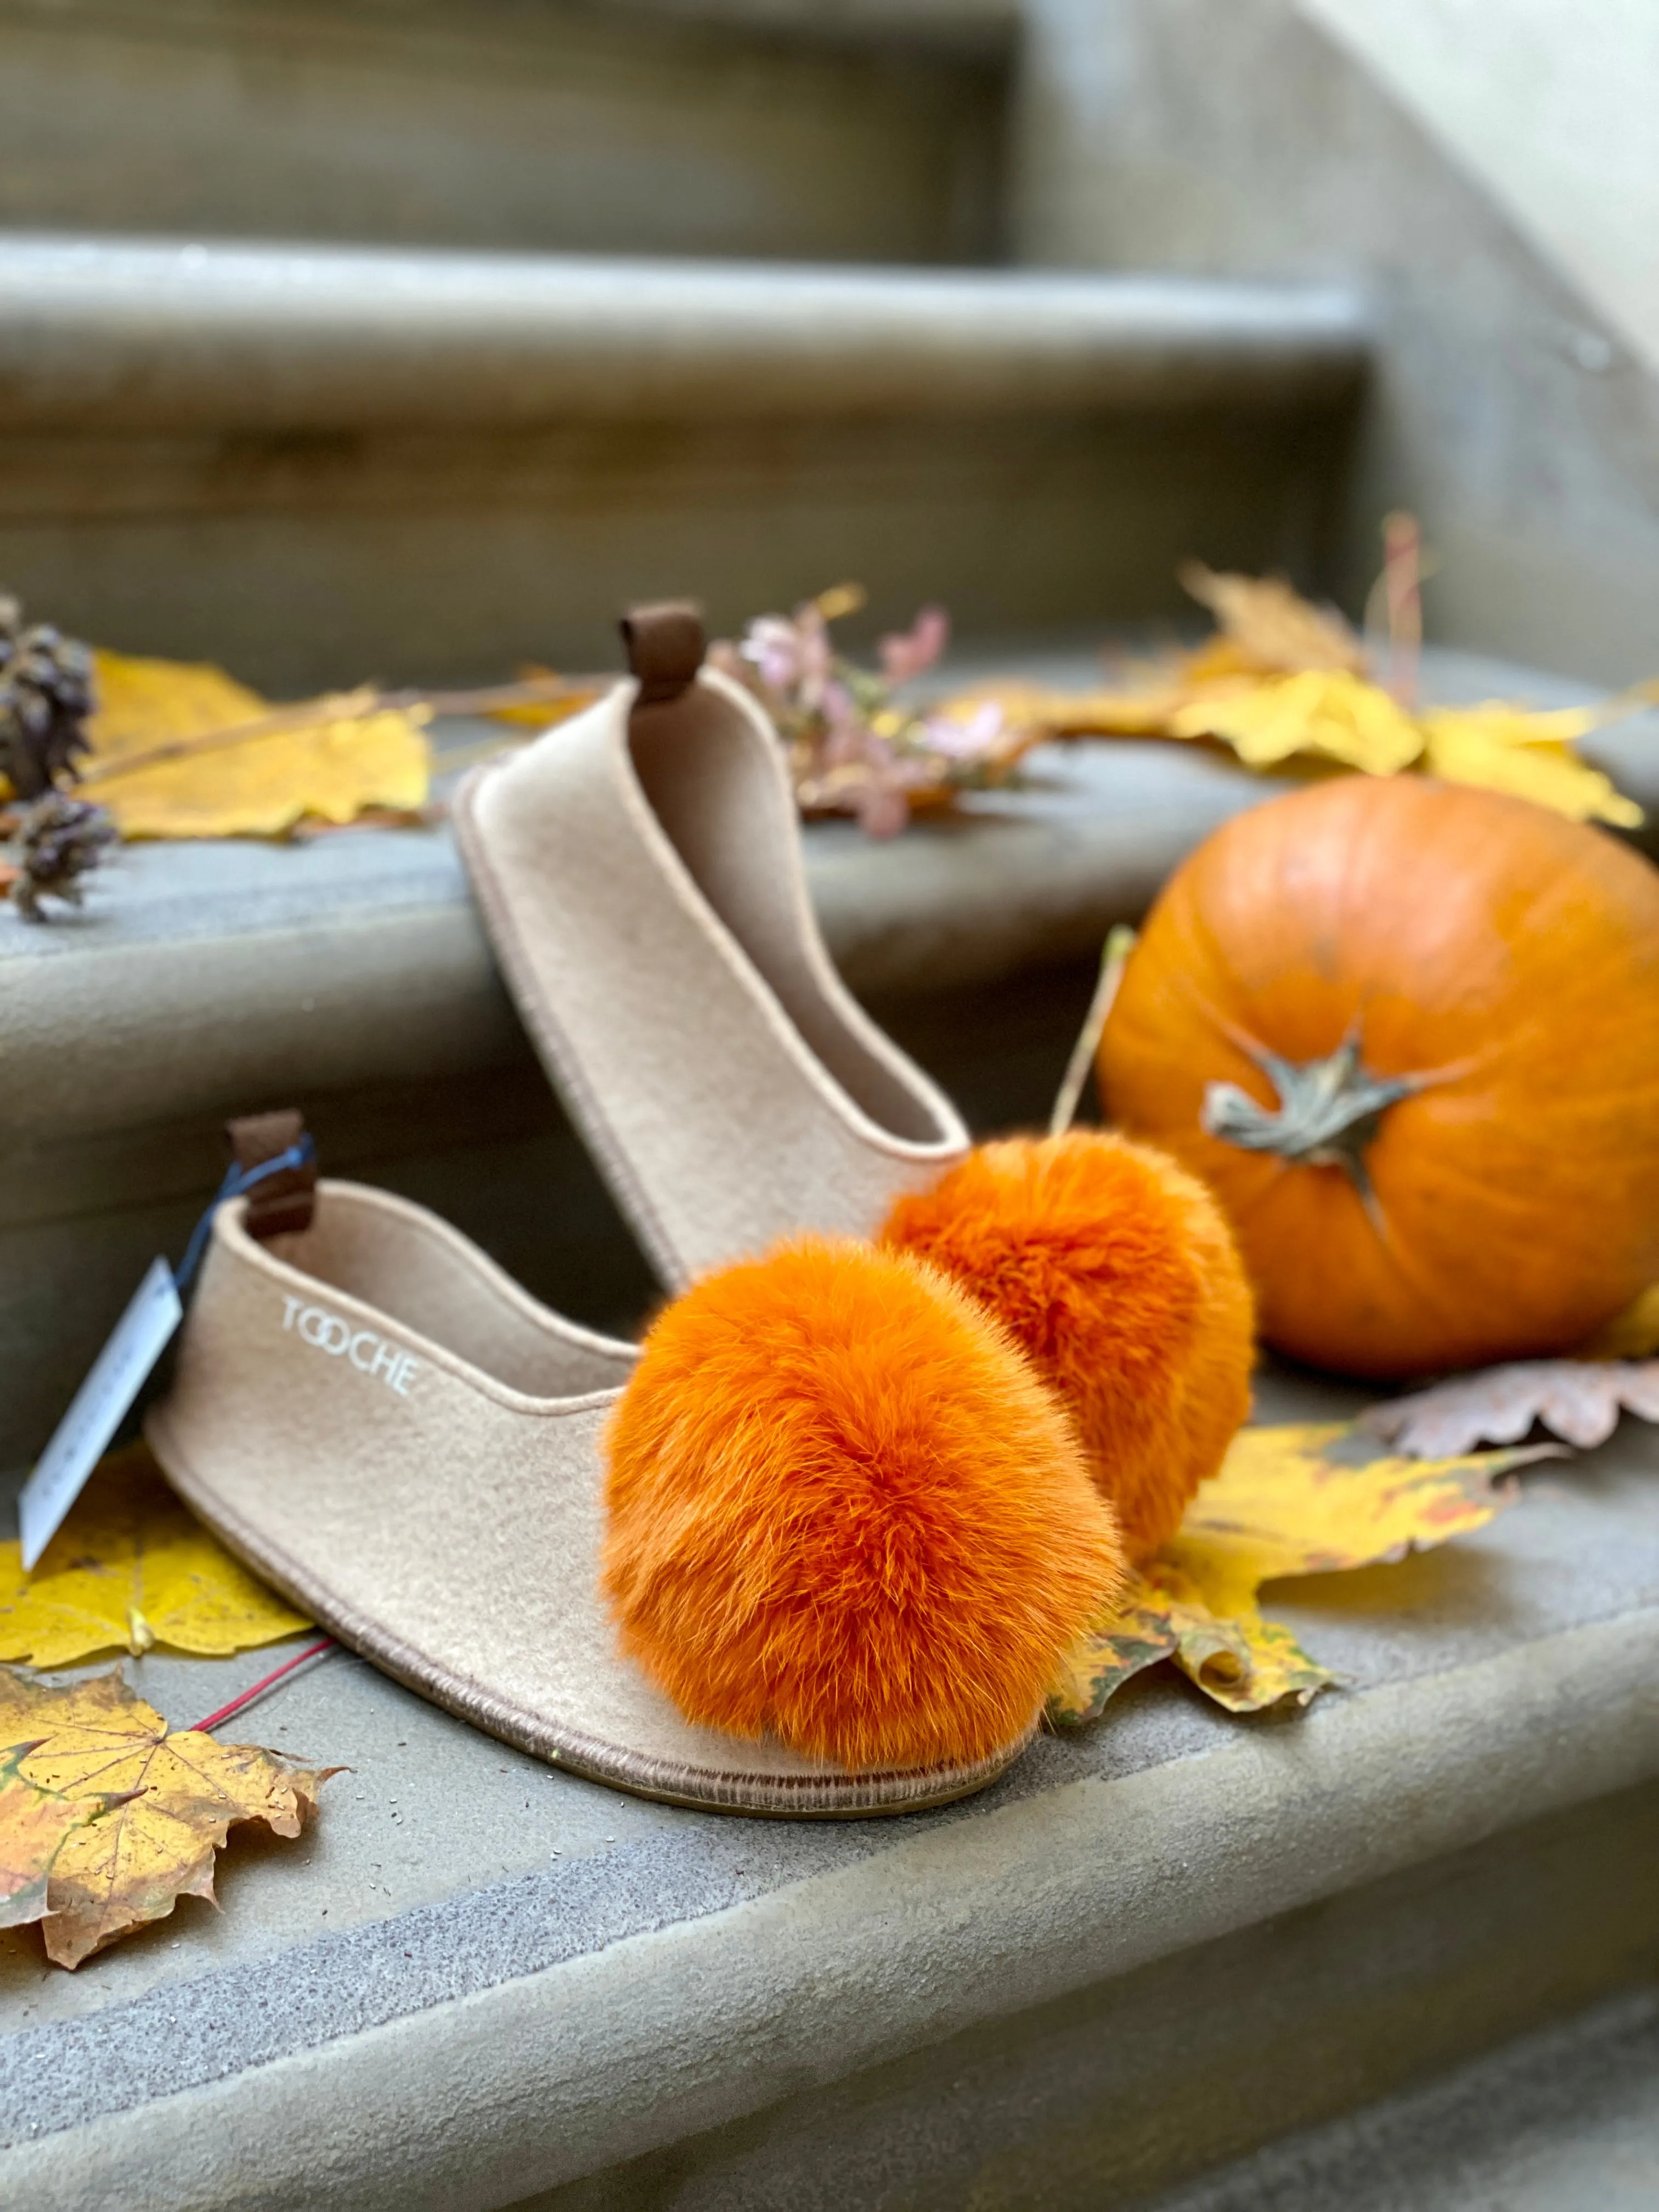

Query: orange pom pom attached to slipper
left=603, top=1237, right=1125, bottom=1773
left=882, top=1132, right=1255, bottom=1558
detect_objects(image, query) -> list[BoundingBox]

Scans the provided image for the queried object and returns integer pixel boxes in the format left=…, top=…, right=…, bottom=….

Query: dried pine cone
left=0, top=591, right=96, bottom=800
left=10, top=793, right=116, bottom=921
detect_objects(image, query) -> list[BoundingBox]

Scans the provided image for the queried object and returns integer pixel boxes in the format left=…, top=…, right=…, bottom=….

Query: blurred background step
left=5, top=1, right=1659, bottom=689
left=1137, top=1987, right=1659, bottom=2212
left=0, top=0, right=1017, bottom=264
left=0, top=237, right=1367, bottom=691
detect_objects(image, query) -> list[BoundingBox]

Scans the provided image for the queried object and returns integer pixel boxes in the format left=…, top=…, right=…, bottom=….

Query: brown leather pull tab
left=227, top=1108, right=317, bottom=1240
left=620, top=601, right=704, bottom=706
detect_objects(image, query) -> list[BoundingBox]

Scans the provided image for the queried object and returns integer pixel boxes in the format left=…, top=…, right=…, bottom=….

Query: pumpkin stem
left=1201, top=1026, right=1424, bottom=1206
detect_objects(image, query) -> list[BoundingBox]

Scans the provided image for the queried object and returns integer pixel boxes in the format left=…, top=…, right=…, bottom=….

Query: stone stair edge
left=0, top=733, right=1279, bottom=1158
left=0, top=236, right=1371, bottom=427
left=5, top=1604, right=1655, bottom=2210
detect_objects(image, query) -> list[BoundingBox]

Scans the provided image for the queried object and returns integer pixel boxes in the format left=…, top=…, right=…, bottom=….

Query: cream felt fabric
left=454, top=669, right=969, bottom=1288
left=145, top=1182, right=1031, bottom=1816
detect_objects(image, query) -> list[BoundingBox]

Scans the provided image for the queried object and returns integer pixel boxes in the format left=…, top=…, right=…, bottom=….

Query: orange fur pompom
left=882, top=1132, right=1255, bottom=1558
left=602, top=1237, right=1125, bottom=1773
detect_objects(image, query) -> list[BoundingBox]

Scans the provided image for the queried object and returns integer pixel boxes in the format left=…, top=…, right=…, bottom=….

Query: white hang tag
left=18, top=1257, right=184, bottom=1571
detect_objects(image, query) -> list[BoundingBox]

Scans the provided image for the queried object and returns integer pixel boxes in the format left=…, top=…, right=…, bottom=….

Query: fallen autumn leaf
left=1049, top=1419, right=1551, bottom=1722
left=935, top=556, right=1649, bottom=830
left=80, top=647, right=430, bottom=839
left=1169, top=667, right=1424, bottom=775
left=1419, top=703, right=1642, bottom=827
left=1177, top=561, right=1365, bottom=675
left=0, top=1443, right=311, bottom=1667
left=0, top=1666, right=336, bottom=1967
left=1364, top=1361, right=1659, bottom=1459
left=0, top=1742, right=113, bottom=1931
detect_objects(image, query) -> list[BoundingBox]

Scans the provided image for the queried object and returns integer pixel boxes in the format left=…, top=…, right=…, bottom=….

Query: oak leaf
left=0, top=1444, right=311, bottom=1667
left=1049, top=1420, right=1547, bottom=1722
left=1364, top=1361, right=1659, bottom=1459
left=79, top=648, right=430, bottom=839
left=0, top=1667, right=335, bottom=1966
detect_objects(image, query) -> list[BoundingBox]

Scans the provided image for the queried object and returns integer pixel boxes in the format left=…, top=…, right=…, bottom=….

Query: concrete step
left=0, top=0, right=1011, bottom=267
left=0, top=236, right=1368, bottom=689
left=1137, top=1988, right=1659, bottom=2212
left=4, top=1364, right=1656, bottom=2209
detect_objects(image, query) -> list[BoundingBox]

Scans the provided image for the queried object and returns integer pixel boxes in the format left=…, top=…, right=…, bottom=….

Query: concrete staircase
left=3, top=6, right=1657, bottom=2208
left=5, top=644, right=1657, bottom=2211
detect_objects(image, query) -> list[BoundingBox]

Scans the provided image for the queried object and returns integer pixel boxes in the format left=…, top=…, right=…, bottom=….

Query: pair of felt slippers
left=145, top=606, right=1254, bottom=1818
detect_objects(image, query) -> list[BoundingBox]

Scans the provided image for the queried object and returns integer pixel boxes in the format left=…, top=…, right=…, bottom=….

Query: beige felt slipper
left=453, top=602, right=969, bottom=1290
left=144, top=1170, right=1033, bottom=1817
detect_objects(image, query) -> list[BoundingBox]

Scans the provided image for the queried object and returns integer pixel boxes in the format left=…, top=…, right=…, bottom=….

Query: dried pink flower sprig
left=708, top=585, right=1031, bottom=838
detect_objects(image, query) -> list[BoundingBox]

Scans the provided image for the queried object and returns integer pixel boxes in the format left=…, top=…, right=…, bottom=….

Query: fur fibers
left=603, top=1237, right=1126, bottom=1772
left=882, top=1132, right=1255, bottom=1558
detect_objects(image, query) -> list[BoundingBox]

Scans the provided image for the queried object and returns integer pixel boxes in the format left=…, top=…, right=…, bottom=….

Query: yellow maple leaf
left=78, top=647, right=431, bottom=838
left=1418, top=703, right=1643, bottom=827
left=0, top=1667, right=336, bottom=1966
left=1179, top=562, right=1365, bottom=674
left=940, top=558, right=1644, bottom=833
left=0, top=1445, right=311, bottom=1667
left=1, top=1743, right=115, bottom=1931
left=1049, top=1420, right=1545, bottom=1722
left=1170, top=668, right=1425, bottom=775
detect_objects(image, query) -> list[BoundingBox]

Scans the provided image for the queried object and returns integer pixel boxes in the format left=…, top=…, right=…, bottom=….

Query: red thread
left=191, top=1635, right=335, bottom=1734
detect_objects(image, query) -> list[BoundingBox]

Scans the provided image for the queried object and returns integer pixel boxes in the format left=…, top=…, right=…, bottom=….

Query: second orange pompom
left=882, top=1131, right=1255, bottom=1557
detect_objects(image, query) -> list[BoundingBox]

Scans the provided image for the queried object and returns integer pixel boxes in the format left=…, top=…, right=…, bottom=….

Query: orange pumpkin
left=1097, top=776, right=1659, bottom=1378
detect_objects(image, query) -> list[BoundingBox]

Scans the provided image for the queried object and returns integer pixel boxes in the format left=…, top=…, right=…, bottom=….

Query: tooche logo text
left=281, top=1296, right=420, bottom=1395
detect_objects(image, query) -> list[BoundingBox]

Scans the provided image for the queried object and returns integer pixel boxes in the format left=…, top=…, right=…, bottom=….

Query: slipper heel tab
left=227, top=1108, right=317, bottom=1239
left=620, top=601, right=704, bottom=706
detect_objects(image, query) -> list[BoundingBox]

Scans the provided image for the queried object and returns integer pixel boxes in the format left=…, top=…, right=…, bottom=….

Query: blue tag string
left=173, top=1136, right=317, bottom=1295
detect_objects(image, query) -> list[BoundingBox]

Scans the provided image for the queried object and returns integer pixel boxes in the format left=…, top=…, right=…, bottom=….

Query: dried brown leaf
left=1365, top=1361, right=1659, bottom=1458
